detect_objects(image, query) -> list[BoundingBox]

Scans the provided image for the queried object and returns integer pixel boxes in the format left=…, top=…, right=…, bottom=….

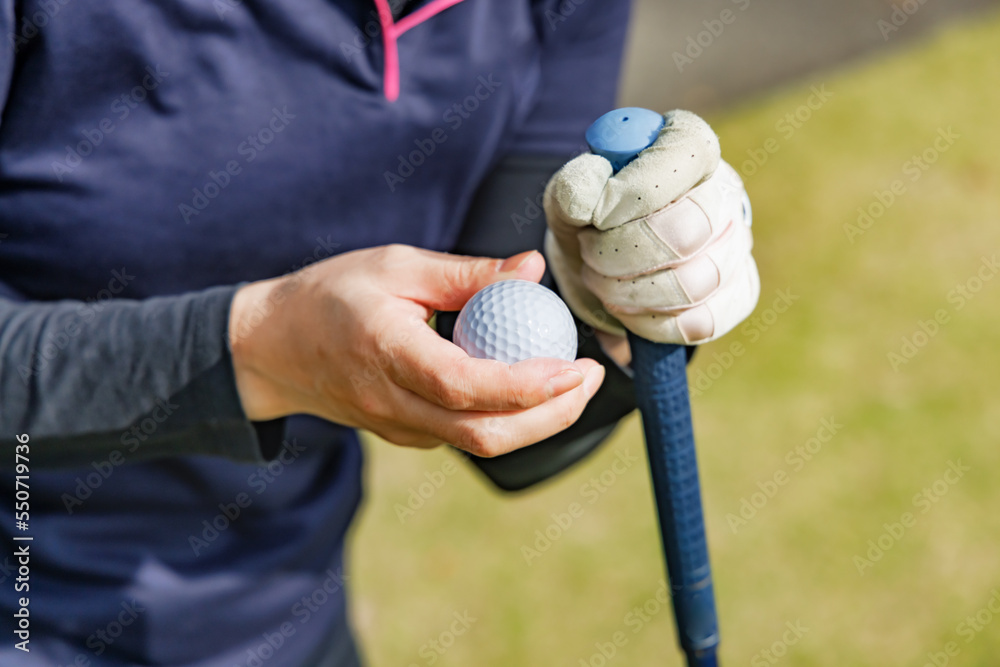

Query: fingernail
left=546, top=368, right=584, bottom=398
left=499, top=251, right=537, bottom=273
left=583, top=365, right=606, bottom=396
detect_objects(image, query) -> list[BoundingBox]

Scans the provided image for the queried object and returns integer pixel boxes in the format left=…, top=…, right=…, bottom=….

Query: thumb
left=399, top=248, right=546, bottom=311
left=593, top=110, right=720, bottom=230
left=544, top=153, right=614, bottom=229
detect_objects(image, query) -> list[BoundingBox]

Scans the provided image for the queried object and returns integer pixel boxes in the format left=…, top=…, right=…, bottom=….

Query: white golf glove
left=544, top=110, right=760, bottom=345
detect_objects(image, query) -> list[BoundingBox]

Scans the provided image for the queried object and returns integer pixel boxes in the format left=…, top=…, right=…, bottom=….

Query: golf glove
left=544, top=110, right=760, bottom=345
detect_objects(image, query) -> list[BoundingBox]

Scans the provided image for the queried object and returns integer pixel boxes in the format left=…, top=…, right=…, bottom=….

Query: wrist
left=228, top=278, right=292, bottom=421
left=596, top=330, right=632, bottom=369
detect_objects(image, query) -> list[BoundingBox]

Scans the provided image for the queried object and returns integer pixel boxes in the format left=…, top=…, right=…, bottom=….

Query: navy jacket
left=0, top=1, right=631, bottom=664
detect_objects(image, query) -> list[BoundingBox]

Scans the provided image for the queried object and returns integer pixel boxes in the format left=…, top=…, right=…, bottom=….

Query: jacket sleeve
left=0, top=284, right=268, bottom=468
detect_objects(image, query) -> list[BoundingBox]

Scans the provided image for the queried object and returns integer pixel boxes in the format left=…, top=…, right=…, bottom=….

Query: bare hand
left=228, top=245, right=605, bottom=457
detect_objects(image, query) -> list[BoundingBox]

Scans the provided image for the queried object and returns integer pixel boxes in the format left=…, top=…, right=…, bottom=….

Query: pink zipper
left=372, top=0, right=467, bottom=102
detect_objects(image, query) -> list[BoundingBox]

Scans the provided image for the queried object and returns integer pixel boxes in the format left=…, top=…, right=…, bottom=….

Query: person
left=0, top=0, right=758, bottom=665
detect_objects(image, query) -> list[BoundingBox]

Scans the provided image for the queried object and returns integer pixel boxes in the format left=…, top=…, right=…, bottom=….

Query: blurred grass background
left=349, top=8, right=1000, bottom=666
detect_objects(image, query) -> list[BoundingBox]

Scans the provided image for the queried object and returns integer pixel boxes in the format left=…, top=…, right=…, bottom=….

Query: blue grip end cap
left=585, top=107, right=665, bottom=172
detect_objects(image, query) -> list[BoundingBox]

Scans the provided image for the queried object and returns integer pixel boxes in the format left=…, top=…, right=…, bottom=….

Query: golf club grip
left=628, top=335, right=719, bottom=664
left=585, top=108, right=719, bottom=666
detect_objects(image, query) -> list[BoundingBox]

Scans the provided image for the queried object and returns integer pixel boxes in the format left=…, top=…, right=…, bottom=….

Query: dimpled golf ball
left=454, top=280, right=578, bottom=364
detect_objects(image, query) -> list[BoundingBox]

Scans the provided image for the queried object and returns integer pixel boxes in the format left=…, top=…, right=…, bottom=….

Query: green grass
left=349, top=11, right=1000, bottom=666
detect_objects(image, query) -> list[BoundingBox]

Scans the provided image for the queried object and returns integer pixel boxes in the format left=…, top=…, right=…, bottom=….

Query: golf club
left=586, top=107, right=720, bottom=667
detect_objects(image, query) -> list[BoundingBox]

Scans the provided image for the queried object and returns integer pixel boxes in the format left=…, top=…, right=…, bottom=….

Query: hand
left=544, top=109, right=760, bottom=346
left=228, top=245, right=605, bottom=457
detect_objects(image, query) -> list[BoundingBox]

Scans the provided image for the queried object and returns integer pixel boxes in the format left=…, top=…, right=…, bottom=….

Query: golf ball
left=454, top=280, right=578, bottom=364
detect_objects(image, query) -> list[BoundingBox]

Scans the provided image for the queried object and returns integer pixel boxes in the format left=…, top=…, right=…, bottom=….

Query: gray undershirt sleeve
left=0, top=285, right=264, bottom=468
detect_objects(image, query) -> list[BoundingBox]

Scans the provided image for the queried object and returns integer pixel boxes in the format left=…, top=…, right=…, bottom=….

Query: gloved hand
left=544, top=110, right=759, bottom=345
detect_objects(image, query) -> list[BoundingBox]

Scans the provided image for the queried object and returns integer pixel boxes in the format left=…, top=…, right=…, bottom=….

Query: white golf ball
left=454, top=280, right=578, bottom=364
